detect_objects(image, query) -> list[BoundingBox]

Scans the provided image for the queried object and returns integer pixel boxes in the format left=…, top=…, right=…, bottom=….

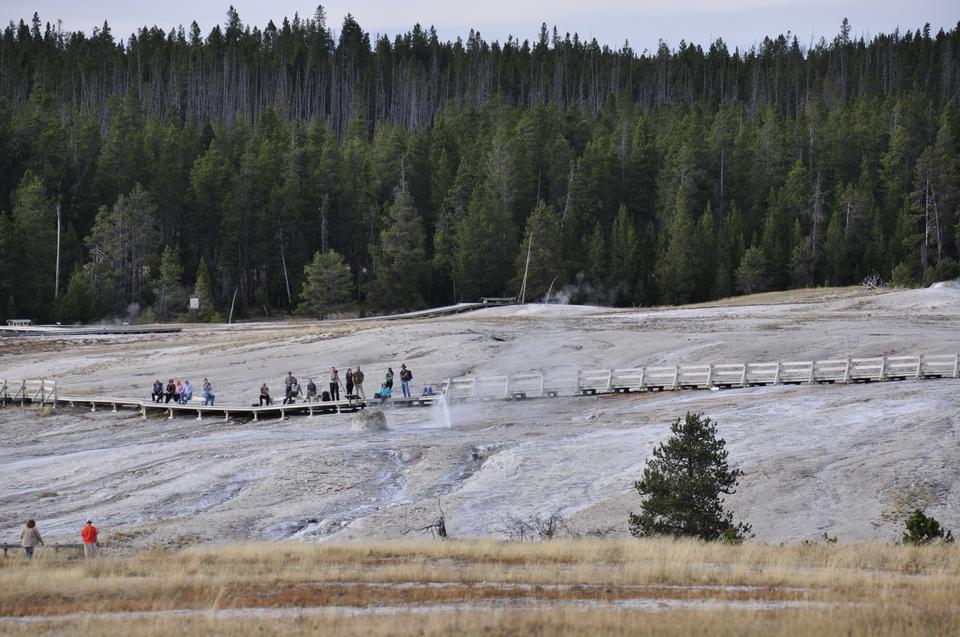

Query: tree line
left=1, top=8, right=960, bottom=322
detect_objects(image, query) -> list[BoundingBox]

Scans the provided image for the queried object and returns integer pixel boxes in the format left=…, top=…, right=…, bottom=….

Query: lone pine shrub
left=902, top=509, right=954, bottom=545
left=630, top=412, right=751, bottom=542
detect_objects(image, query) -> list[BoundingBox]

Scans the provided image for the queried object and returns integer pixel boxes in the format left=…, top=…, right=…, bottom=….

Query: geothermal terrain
left=1, top=286, right=959, bottom=550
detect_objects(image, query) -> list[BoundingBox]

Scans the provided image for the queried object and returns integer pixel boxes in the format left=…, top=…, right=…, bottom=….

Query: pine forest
left=2, top=6, right=960, bottom=322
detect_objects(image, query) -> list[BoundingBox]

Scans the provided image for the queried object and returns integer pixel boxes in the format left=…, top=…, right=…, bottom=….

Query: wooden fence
left=3, top=354, right=957, bottom=420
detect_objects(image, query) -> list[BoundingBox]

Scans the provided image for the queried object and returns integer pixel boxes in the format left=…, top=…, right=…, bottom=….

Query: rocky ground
left=1, top=285, right=958, bottom=550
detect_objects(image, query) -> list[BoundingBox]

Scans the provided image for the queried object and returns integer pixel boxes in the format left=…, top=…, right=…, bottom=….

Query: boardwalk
left=2, top=353, right=957, bottom=422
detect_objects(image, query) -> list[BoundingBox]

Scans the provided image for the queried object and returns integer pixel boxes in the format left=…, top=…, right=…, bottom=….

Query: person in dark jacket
left=164, top=379, right=177, bottom=403
left=345, top=368, right=354, bottom=396
left=399, top=364, right=413, bottom=398
left=151, top=380, right=164, bottom=403
left=329, top=367, right=340, bottom=401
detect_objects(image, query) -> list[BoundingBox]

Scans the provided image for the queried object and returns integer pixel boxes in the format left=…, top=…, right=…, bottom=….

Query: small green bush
left=890, top=261, right=918, bottom=288
left=902, top=509, right=954, bottom=545
left=922, top=258, right=960, bottom=286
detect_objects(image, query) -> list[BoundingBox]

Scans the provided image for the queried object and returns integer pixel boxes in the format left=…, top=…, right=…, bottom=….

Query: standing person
left=20, top=519, right=43, bottom=559
left=164, top=379, right=176, bottom=403
left=81, top=519, right=99, bottom=558
left=151, top=380, right=164, bottom=403
left=284, top=373, right=298, bottom=404
left=329, top=367, right=340, bottom=401
left=201, top=378, right=215, bottom=406
left=400, top=364, right=413, bottom=399
left=385, top=367, right=394, bottom=391
left=353, top=367, right=365, bottom=398
left=345, top=368, right=354, bottom=396
left=259, top=383, right=272, bottom=406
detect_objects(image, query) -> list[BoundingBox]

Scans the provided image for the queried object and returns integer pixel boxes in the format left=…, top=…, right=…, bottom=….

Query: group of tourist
left=374, top=364, right=414, bottom=401
left=151, top=378, right=216, bottom=405
left=149, top=364, right=415, bottom=407
left=19, top=518, right=100, bottom=559
left=263, top=366, right=372, bottom=405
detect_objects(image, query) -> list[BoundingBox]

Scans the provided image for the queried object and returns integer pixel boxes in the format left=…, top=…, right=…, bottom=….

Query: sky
left=4, top=1, right=958, bottom=53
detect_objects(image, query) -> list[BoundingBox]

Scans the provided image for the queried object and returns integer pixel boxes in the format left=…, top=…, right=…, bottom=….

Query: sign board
left=189, top=297, right=200, bottom=310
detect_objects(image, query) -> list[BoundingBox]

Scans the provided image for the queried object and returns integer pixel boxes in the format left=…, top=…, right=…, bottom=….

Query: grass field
left=1, top=538, right=958, bottom=635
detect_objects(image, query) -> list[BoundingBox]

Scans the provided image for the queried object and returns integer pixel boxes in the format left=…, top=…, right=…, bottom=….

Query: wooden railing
left=3, top=354, right=957, bottom=420
left=1, top=542, right=84, bottom=557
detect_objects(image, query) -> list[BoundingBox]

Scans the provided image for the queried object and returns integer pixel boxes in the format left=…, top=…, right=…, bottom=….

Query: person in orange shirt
left=81, top=519, right=99, bottom=558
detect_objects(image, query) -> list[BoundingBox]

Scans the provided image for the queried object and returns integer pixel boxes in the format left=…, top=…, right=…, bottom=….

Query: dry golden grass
left=1, top=538, right=958, bottom=636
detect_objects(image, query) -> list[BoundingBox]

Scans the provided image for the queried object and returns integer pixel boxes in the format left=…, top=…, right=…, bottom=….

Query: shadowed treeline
left=1, top=9, right=960, bottom=322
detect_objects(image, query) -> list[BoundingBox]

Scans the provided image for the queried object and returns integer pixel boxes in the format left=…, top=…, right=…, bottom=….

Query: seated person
left=151, top=379, right=164, bottom=403
left=377, top=383, right=392, bottom=403
left=179, top=380, right=193, bottom=405
left=259, top=383, right=272, bottom=406
left=164, top=379, right=177, bottom=403
left=284, top=382, right=301, bottom=404
left=422, top=385, right=434, bottom=396
left=306, top=379, right=317, bottom=401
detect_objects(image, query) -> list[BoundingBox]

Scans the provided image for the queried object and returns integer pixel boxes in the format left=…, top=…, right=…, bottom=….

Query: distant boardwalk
left=2, top=353, right=956, bottom=422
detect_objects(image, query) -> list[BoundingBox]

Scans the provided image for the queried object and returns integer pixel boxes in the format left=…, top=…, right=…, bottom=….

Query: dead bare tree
left=402, top=498, right=447, bottom=539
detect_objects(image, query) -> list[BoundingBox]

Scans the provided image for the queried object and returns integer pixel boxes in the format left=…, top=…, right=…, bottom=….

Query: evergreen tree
left=297, top=250, right=353, bottom=319
left=629, top=412, right=751, bottom=542
left=514, top=202, right=563, bottom=302
left=656, top=196, right=699, bottom=305
left=453, top=183, right=516, bottom=300
left=735, top=246, right=769, bottom=294
left=585, top=222, right=607, bottom=290
left=609, top=204, right=640, bottom=304
left=0, top=16, right=958, bottom=319
left=902, top=509, right=954, bottom=545
left=367, top=189, right=426, bottom=311
left=10, top=170, right=56, bottom=321
left=192, top=257, right=218, bottom=322
left=57, top=268, right=94, bottom=324
left=85, top=184, right=158, bottom=314
left=154, top=245, right=186, bottom=321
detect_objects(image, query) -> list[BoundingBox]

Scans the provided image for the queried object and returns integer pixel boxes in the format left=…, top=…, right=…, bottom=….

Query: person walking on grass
left=353, top=366, right=365, bottom=398
left=329, top=367, right=340, bottom=401
left=81, top=519, right=99, bottom=558
left=400, top=364, right=413, bottom=399
left=20, top=519, right=43, bottom=559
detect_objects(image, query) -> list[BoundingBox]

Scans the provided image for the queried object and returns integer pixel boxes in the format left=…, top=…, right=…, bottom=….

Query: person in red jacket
left=81, top=519, right=99, bottom=558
